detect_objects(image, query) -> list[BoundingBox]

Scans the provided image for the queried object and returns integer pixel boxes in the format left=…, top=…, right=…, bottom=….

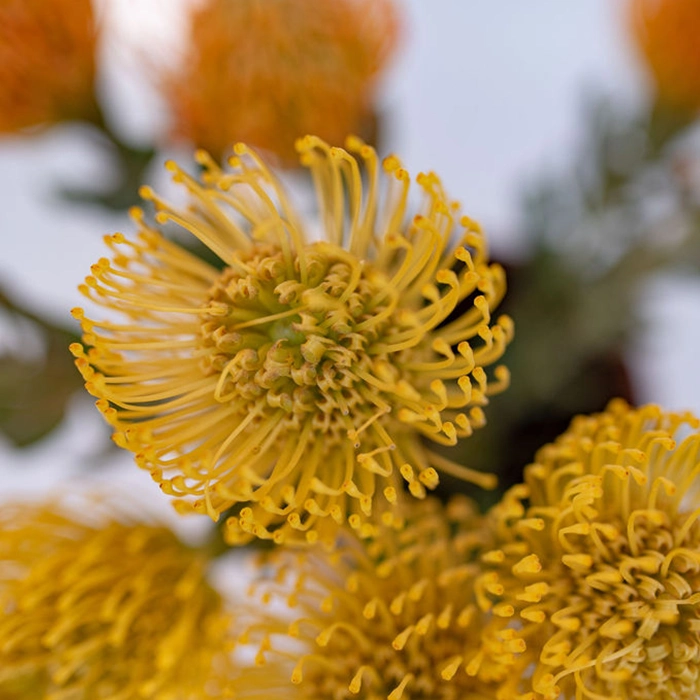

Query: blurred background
left=2, top=0, right=700, bottom=511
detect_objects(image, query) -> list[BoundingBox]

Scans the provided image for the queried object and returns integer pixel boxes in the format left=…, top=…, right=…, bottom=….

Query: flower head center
left=199, top=241, right=402, bottom=439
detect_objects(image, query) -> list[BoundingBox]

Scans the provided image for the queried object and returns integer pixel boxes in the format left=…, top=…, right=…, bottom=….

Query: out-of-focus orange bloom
left=630, top=0, right=700, bottom=111
left=0, top=0, right=98, bottom=133
left=163, top=0, right=400, bottom=163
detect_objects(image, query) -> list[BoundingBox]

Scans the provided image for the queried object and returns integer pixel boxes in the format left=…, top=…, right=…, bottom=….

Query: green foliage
left=454, top=95, right=700, bottom=494
left=0, top=288, right=82, bottom=447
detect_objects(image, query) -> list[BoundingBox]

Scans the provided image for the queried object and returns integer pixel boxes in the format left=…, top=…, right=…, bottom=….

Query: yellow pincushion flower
left=71, top=137, right=512, bottom=545
left=0, top=0, right=98, bottom=133
left=474, top=400, right=700, bottom=700
left=162, top=0, right=400, bottom=162
left=239, top=497, right=508, bottom=700
left=0, top=500, right=233, bottom=699
left=630, top=0, right=700, bottom=111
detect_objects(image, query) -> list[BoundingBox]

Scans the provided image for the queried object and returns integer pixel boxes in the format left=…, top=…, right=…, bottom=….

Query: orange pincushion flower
left=630, top=0, right=700, bottom=111
left=163, top=0, right=400, bottom=162
left=0, top=499, right=234, bottom=699
left=0, top=0, right=98, bottom=133
left=71, top=136, right=512, bottom=545
left=474, top=400, right=700, bottom=700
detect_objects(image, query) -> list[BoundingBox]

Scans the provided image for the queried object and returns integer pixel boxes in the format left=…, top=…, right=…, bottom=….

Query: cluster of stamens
left=474, top=401, right=700, bottom=700
left=71, top=136, right=512, bottom=544
left=242, top=497, right=508, bottom=700
left=0, top=501, right=233, bottom=699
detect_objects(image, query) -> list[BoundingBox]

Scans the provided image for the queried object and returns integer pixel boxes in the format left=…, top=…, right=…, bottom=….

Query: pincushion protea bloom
left=239, top=496, right=510, bottom=700
left=0, top=499, right=234, bottom=699
left=71, top=136, right=512, bottom=545
left=162, top=0, right=400, bottom=162
left=474, top=400, right=700, bottom=700
left=0, top=0, right=98, bottom=133
left=630, top=0, right=700, bottom=111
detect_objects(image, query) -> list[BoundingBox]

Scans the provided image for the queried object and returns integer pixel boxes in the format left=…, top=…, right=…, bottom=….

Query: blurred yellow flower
left=0, top=500, right=233, bottom=699
left=0, top=0, right=98, bottom=133
left=630, top=0, right=700, bottom=111
left=71, top=136, right=512, bottom=544
left=475, top=400, right=700, bottom=700
left=240, top=497, right=505, bottom=700
left=162, top=0, right=400, bottom=163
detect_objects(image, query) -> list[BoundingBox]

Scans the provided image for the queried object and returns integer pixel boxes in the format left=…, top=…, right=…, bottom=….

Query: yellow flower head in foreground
left=475, top=400, right=700, bottom=700
left=0, top=500, right=233, bottom=699
left=629, top=0, right=700, bottom=111
left=72, top=137, right=512, bottom=545
left=163, top=0, right=400, bottom=162
left=0, top=0, right=98, bottom=133
left=240, top=497, right=506, bottom=700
